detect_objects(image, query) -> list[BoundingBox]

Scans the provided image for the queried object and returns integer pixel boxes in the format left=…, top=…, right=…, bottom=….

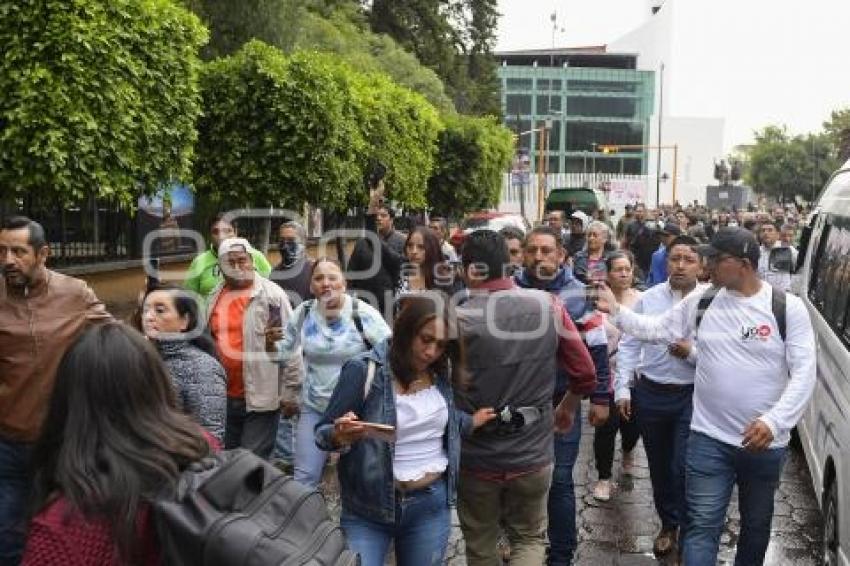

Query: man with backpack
left=595, top=226, right=816, bottom=566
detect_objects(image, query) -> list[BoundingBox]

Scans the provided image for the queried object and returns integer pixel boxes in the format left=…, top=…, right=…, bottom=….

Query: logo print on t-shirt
left=740, top=323, right=772, bottom=342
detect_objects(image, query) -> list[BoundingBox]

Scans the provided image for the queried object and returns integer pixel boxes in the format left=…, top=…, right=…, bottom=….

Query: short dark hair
left=499, top=225, right=525, bottom=243
left=1, top=216, right=47, bottom=249
left=525, top=225, right=563, bottom=249
left=461, top=230, right=510, bottom=282
left=668, top=235, right=700, bottom=254
left=377, top=204, right=396, bottom=219
left=208, top=212, right=237, bottom=232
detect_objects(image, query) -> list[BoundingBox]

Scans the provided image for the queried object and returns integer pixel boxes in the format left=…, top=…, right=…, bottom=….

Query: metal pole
left=656, top=62, right=665, bottom=207
left=672, top=144, right=679, bottom=204
left=538, top=124, right=546, bottom=221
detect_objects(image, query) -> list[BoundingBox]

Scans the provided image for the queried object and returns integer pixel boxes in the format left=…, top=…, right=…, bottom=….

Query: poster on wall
left=137, top=183, right=195, bottom=256
left=604, top=179, right=647, bottom=206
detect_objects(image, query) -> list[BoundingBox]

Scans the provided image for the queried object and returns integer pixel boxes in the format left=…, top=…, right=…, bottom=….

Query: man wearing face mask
left=272, top=221, right=314, bottom=308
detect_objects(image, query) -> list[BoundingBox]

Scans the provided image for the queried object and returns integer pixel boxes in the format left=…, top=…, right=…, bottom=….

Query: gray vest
left=456, top=287, right=558, bottom=472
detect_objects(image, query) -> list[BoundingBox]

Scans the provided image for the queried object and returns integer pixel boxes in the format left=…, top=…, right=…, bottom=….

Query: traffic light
left=600, top=145, right=619, bottom=154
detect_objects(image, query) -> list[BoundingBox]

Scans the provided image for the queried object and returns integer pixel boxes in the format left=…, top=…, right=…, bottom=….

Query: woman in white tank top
left=316, top=294, right=494, bottom=566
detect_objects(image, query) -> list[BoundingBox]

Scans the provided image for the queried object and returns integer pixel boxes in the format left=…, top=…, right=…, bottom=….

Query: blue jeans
left=340, top=478, right=450, bottom=566
left=682, top=431, right=787, bottom=566
left=273, top=415, right=297, bottom=464
left=294, top=407, right=328, bottom=488
left=633, top=380, right=693, bottom=530
left=546, top=404, right=582, bottom=566
left=0, top=438, right=32, bottom=565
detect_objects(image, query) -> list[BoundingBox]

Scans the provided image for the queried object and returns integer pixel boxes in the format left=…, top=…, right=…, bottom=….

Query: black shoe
left=653, top=527, right=678, bottom=557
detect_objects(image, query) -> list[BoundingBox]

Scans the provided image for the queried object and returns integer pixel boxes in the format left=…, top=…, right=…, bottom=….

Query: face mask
left=279, top=240, right=301, bottom=266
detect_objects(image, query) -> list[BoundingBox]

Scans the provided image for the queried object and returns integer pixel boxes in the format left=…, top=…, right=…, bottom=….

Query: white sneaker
left=593, top=479, right=612, bottom=501
left=622, top=450, right=635, bottom=476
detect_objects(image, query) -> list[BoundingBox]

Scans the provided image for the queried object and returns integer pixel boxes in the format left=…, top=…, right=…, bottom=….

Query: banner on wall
left=603, top=179, right=647, bottom=206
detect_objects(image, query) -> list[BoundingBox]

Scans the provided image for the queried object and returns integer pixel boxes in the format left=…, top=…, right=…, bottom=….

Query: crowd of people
left=0, top=188, right=815, bottom=566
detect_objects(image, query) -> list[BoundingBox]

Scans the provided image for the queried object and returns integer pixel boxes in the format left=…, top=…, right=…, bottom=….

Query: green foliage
left=194, top=41, right=442, bottom=212
left=0, top=0, right=207, bottom=206
left=745, top=126, right=839, bottom=201
left=823, top=107, right=850, bottom=164
left=368, top=0, right=500, bottom=116
left=428, top=115, right=513, bottom=217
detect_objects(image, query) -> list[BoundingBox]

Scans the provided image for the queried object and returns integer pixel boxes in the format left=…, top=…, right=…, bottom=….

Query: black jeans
left=593, top=398, right=640, bottom=480
left=225, top=397, right=280, bottom=460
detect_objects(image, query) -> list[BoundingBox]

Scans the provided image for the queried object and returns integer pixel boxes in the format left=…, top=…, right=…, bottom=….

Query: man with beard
left=0, top=216, right=112, bottom=563
left=514, top=226, right=610, bottom=565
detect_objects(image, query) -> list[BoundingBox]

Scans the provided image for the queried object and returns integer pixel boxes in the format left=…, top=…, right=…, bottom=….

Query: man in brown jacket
left=0, top=216, right=111, bottom=563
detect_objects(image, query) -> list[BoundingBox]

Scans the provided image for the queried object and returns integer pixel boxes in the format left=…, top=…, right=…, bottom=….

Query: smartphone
left=146, top=257, right=160, bottom=291
left=268, top=303, right=282, bottom=328
left=359, top=421, right=396, bottom=442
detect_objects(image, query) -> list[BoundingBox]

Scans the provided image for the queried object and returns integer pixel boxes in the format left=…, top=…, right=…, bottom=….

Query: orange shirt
left=210, top=288, right=252, bottom=399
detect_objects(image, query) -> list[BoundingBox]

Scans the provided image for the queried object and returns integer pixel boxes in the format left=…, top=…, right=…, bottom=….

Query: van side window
left=809, top=218, right=850, bottom=334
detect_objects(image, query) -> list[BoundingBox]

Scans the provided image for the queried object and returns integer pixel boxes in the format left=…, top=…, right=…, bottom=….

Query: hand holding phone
left=268, top=303, right=282, bottom=328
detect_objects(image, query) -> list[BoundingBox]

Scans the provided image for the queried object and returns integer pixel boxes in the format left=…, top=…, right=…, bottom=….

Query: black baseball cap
left=659, top=221, right=682, bottom=236
left=698, top=227, right=760, bottom=265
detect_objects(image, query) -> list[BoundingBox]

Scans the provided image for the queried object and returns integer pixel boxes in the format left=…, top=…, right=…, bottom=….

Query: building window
left=564, top=121, right=644, bottom=151
left=537, top=79, right=562, bottom=91
left=567, top=96, right=637, bottom=119
left=567, top=80, right=638, bottom=94
left=506, top=78, right=533, bottom=91
left=506, top=94, right=532, bottom=116
left=537, top=95, right=563, bottom=115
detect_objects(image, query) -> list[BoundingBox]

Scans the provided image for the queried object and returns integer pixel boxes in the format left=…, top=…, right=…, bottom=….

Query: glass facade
left=500, top=65, right=655, bottom=174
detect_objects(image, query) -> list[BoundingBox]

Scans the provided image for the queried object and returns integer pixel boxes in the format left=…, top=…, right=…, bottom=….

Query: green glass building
left=498, top=48, right=656, bottom=175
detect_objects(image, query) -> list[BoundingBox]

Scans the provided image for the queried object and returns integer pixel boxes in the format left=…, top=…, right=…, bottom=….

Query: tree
left=745, top=126, right=837, bottom=202
left=194, top=41, right=364, bottom=214
left=428, top=115, right=513, bottom=217
left=0, top=0, right=207, bottom=206
left=823, top=107, right=850, bottom=164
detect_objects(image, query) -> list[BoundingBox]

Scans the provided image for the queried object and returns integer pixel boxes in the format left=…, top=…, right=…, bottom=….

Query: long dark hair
left=389, top=293, right=466, bottom=390
left=404, top=225, right=443, bottom=289
left=133, top=283, right=218, bottom=357
left=29, top=323, right=210, bottom=564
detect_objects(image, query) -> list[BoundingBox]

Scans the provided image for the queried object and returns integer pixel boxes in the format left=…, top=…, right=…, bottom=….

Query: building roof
left=494, top=46, right=610, bottom=57
left=495, top=46, right=638, bottom=70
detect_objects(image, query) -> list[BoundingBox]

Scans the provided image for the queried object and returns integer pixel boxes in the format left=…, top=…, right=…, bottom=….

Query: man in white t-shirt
left=757, top=222, right=797, bottom=292
left=595, top=227, right=816, bottom=566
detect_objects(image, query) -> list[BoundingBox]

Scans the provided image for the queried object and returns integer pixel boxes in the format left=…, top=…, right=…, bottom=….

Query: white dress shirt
left=613, top=281, right=707, bottom=402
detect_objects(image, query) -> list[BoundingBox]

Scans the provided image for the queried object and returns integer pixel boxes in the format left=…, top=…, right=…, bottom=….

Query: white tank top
left=392, top=385, right=449, bottom=482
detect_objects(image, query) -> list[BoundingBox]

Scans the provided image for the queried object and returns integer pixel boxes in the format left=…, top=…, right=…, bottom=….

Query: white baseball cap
left=218, top=237, right=254, bottom=258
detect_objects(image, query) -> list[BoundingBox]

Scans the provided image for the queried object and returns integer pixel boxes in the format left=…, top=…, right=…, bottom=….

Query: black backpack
left=153, top=449, right=358, bottom=566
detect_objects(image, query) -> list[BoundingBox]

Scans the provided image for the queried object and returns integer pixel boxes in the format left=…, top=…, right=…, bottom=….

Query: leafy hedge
left=0, top=0, right=207, bottom=205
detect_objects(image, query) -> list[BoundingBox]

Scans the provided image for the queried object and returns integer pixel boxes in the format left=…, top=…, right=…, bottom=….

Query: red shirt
left=210, top=288, right=251, bottom=399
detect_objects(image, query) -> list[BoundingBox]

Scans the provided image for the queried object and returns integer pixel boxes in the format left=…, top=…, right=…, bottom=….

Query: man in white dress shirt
left=596, top=227, right=816, bottom=566
left=614, top=235, right=707, bottom=558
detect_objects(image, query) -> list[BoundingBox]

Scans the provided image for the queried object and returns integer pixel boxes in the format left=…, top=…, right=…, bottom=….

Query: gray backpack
left=153, top=449, right=358, bottom=566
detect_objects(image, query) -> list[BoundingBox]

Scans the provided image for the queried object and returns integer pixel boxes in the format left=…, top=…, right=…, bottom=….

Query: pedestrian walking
left=347, top=184, right=406, bottom=318
left=614, top=237, right=706, bottom=557
left=0, top=216, right=112, bottom=564
left=184, top=213, right=272, bottom=300
left=316, top=295, right=495, bottom=565
left=454, top=230, right=597, bottom=566
left=136, top=283, right=227, bottom=443
left=398, top=226, right=463, bottom=299
left=21, top=323, right=213, bottom=566
left=513, top=226, right=610, bottom=565
left=596, top=227, right=816, bottom=566
left=269, top=220, right=314, bottom=468
left=591, top=251, right=643, bottom=503
left=268, top=258, right=391, bottom=487
left=207, top=237, right=302, bottom=460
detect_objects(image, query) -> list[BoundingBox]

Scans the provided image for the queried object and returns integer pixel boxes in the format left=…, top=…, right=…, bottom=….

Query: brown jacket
left=0, top=270, right=111, bottom=442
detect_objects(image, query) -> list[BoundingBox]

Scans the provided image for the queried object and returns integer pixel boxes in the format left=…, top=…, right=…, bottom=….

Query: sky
left=496, top=0, right=850, bottom=151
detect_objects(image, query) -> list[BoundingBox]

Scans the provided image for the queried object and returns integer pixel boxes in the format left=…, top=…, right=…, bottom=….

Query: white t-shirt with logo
left=615, top=282, right=816, bottom=448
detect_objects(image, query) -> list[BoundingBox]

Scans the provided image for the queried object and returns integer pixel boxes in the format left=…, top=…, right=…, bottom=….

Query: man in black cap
left=595, top=226, right=816, bottom=566
left=646, top=221, right=682, bottom=287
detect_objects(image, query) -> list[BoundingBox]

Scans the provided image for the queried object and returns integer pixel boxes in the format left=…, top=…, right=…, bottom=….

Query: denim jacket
left=315, top=339, right=473, bottom=524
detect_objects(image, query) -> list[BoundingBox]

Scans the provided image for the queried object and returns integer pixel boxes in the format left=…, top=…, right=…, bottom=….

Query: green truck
left=544, top=187, right=603, bottom=217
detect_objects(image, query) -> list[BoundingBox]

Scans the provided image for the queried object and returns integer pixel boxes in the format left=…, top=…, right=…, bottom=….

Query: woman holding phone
left=315, top=294, right=494, bottom=566
left=269, top=258, right=391, bottom=488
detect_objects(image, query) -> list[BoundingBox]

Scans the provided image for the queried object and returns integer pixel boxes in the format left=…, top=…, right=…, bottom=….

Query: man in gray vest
left=454, top=230, right=597, bottom=565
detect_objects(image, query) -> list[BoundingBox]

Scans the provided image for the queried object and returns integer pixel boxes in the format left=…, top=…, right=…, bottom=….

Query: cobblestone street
left=319, top=403, right=823, bottom=565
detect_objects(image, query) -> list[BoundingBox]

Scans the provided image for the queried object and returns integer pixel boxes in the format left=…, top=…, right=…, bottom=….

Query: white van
left=796, top=158, right=850, bottom=566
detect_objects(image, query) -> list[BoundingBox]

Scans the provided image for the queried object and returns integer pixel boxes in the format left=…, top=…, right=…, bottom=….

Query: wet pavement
left=318, top=402, right=824, bottom=565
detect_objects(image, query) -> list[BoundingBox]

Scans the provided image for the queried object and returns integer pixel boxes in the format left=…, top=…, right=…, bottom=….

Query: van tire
left=823, top=480, right=839, bottom=566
